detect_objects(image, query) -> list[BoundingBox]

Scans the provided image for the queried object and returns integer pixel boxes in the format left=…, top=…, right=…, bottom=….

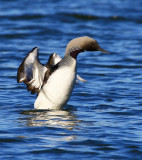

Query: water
left=0, top=0, right=142, bottom=159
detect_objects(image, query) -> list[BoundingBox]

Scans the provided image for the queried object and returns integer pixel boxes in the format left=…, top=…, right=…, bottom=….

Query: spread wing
left=17, top=48, right=87, bottom=94
left=17, top=47, right=47, bottom=94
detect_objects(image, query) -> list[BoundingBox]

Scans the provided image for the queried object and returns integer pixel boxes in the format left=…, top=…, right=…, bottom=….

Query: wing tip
left=30, top=47, right=39, bottom=53
left=76, top=75, right=87, bottom=82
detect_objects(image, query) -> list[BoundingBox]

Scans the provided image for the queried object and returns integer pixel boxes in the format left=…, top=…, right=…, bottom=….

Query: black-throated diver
left=17, top=36, right=110, bottom=110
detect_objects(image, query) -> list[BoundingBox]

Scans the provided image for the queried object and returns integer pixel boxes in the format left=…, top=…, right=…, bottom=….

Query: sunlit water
left=0, top=0, right=142, bottom=159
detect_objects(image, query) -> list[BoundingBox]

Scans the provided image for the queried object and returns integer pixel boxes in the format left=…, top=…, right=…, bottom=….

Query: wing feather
left=17, top=47, right=47, bottom=94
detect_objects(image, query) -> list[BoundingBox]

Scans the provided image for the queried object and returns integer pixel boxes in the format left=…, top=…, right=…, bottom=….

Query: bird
left=17, top=36, right=110, bottom=110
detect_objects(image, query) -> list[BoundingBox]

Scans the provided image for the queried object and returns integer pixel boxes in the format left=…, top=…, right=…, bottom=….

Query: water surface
left=0, top=0, right=142, bottom=159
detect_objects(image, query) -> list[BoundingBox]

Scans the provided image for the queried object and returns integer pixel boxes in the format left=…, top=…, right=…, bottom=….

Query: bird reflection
left=20, top=109, right=79, bottom=130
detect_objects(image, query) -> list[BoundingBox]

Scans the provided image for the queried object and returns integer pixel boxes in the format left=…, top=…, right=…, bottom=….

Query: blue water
left=1, top=0, right=142, bottom=159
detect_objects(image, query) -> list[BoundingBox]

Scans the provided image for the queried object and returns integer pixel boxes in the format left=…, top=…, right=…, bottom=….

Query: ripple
left=0, top=0, right=142, bottom=160
left=62, top=13, right=142, bottom=23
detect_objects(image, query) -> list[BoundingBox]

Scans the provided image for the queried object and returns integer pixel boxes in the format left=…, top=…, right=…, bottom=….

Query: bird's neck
left=70, top=49, right=84, bottom=59
left=59, top=55, right=77, bottom=69
left=65, top=47, right=84, bottom=59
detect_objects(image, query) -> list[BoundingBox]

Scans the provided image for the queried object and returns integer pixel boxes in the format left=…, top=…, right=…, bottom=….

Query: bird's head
left=65, top=36, right=110, bottom=59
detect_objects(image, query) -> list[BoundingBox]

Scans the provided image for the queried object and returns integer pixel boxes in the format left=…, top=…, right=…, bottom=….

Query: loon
left=17, top=36, right=110, bottom=110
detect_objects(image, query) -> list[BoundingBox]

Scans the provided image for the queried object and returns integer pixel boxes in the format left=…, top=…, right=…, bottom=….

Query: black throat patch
left=70, top=49, right=84, bottom=59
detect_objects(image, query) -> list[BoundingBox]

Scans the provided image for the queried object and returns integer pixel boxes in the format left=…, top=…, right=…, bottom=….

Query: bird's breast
left=46, top=66, right=76, bottom=97
left=35, top=64, right=76, bottom=109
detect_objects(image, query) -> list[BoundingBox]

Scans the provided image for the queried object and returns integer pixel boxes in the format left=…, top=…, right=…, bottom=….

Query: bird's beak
left=98, top=47, right=110, bottom=54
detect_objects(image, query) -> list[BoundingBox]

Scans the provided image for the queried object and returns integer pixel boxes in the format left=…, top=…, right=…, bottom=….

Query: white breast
left=34, top=62, right=76, bottom=110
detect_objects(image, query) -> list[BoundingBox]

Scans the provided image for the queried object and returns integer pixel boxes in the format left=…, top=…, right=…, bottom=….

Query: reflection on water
left=18, top=109, right=80, bottom=142
left=20, top=109, right=79, bottom=130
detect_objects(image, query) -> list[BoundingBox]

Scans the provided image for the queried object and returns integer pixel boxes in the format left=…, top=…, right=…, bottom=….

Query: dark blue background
left=0, top=0, right=142, bottom=159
